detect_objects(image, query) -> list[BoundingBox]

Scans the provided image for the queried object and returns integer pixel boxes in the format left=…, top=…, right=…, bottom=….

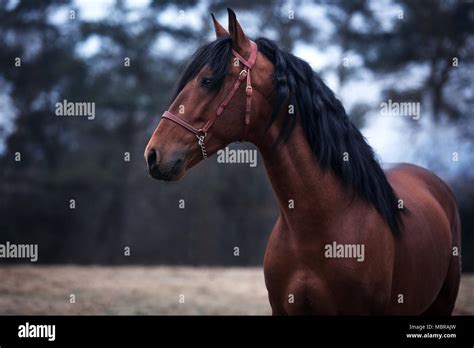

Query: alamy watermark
left=0, top=241, right=38, bottom=262
left=380, top=99, right=420, bottom=120
left=216, top=147, right=257, bottom=167
left=18, top=322, right=55, bottom=341
left=55, top=99, right=95, bottom=120
left=324, top=241, right=365, bottom=262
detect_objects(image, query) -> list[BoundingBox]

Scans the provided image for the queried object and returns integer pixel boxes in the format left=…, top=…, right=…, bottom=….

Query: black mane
left=174, top=36, right=402, bottom=236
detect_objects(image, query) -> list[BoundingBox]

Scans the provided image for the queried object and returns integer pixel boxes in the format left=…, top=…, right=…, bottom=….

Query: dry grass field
left=0, top=266, right=472, bottom=315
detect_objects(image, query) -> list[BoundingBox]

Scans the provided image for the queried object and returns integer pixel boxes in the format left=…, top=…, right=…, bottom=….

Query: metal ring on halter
left=197, top=129, right=207, bottom=138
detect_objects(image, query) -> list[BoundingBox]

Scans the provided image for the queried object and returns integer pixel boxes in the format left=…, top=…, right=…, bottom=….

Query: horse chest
left=263, top=232, right=338, bottom=314
left=264, top=259, right=337, bottom=314
left=263, top=227, right=383, bottom=314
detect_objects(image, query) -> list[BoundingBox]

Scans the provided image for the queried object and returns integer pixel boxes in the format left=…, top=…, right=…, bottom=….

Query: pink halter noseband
left=161, top=40, right=258, bottom=159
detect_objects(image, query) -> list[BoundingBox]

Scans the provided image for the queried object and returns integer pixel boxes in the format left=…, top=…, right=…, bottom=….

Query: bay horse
left=145, top=9, right=461, bottom=315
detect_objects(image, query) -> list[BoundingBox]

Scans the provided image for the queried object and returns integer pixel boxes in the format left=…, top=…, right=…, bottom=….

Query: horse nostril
left=147, top=148, right=158, bottom=169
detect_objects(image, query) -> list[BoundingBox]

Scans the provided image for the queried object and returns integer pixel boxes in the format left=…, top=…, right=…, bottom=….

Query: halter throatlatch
left=161, top=40, right=258, bottom=159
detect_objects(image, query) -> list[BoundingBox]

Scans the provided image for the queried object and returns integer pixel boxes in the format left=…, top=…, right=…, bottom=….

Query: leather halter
left=162, top=40, right=258, bottom=159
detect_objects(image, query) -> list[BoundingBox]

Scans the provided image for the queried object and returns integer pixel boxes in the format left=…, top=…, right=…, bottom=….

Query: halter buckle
left=246, top=85, right=253, bottom=96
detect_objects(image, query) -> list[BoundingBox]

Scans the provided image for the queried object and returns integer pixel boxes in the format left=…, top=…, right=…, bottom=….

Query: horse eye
left=200, top=76, right=213, bottom=87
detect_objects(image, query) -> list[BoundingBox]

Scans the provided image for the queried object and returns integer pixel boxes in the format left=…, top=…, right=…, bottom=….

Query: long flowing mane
left=173, top=36, right=403, bottom=236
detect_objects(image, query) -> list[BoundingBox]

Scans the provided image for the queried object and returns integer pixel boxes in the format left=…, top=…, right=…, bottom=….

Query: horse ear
left=211, top=13, right=229, bottom=38
left=227, top=8, right=250, bottom=51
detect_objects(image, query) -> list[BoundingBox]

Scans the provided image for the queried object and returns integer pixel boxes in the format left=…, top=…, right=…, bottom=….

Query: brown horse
left=145, top=9, right=461, bottom=315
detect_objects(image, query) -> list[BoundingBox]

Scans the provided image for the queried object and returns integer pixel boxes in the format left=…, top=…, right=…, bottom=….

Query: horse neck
left=255, top=119, right=348, bottom=242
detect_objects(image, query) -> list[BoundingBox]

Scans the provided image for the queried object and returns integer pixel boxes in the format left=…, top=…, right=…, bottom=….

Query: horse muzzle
left=146, top=148, right=185, bottom=181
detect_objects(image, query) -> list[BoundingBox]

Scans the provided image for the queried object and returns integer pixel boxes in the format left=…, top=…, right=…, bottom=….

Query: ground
left=0, top=266, right=472, bottom=315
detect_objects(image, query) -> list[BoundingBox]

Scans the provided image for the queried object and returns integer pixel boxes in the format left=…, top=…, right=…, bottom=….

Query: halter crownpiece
left=162, top=40, right=258, bottom=159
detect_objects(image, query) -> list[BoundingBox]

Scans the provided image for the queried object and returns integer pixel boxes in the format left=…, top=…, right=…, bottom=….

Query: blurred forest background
left=0, top=0, right=473, bottom=269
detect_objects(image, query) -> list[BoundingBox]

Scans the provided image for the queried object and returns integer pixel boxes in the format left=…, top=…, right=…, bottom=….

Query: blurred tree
left=0, top=0, right=85, bottom=261
left=338, top=0, right=474, bottom=122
